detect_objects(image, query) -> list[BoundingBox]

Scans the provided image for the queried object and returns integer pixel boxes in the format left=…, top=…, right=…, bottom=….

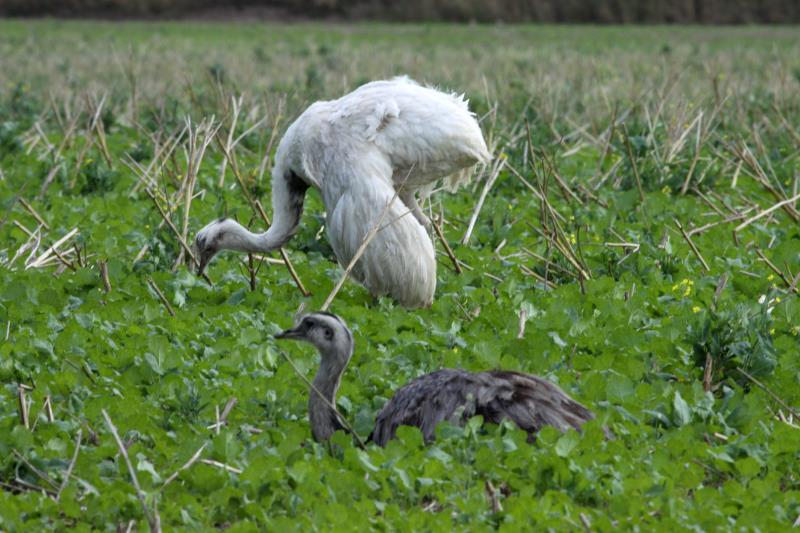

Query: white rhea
left=194, top=77, right=490, bottom=308
left=276, top=312, right=594, bottom=446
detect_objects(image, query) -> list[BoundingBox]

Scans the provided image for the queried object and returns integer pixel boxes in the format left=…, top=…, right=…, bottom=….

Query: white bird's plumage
left=194, top=76, right=490, bottom=308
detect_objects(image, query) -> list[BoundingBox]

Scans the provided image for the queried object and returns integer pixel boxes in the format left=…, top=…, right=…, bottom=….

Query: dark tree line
left=1, top=0, right=798, bottom=23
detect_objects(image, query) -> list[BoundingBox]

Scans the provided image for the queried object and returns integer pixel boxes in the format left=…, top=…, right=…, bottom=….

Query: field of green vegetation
left=1, top=20, right=799, bottom=531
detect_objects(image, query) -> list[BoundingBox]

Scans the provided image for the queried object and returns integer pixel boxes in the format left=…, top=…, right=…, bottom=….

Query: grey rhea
left=275, top=312, right=594, bottom=446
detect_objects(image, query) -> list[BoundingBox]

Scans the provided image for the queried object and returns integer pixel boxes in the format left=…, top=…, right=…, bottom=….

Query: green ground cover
left=0, top=20, right=799, bottom=531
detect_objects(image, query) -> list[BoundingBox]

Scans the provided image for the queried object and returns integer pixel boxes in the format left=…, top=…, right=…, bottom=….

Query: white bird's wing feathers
left=363, top=99, right=400, bottom=142
left=322, top=144, right=436, bottom=308
left=323, top=78, right=490, bottom=192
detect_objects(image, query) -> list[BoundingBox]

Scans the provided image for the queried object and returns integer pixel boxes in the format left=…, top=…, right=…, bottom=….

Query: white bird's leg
left=399, top=190, right=431, bottom=230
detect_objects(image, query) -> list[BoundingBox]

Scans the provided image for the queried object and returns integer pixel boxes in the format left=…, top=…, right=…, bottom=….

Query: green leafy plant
left=690, top=304, right=777, bottom=387
left=79, top=160, right=117, bottom=194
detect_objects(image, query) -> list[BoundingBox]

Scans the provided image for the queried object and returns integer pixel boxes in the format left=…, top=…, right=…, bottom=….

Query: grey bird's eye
left=323, top=328, right=333, bottom=340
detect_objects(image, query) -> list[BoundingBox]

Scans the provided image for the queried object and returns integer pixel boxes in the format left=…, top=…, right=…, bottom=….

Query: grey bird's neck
left=308, top=348, right=350, bottom=442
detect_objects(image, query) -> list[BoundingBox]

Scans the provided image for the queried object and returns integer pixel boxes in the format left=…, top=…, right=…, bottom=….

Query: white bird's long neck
left=224, top=222, right=293, bottom=254
left=221, top=169, right=309, bottom=254
left=265, top=168, right=309, bottom=249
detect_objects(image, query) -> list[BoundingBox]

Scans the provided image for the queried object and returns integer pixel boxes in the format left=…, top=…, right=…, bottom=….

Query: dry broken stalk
left=505, top=161, right=543, bottom=202
left=754, top=248, right=799, bottom=294
left=147, top=277, right=175, bottom=317
left=87, top=94, right=114, bottom=166
left=177, top=117, right=220, bottom=268
left=27, top=228, right=79, bottom=269
left=217, top=96, right=269, bottom=188
left=734, top=191, right=800, bottom=234
left=789, top=271, right=800, bottom=294
left=620, top=124, right=645, bottom=203
left=102, top=409, right=161, bottom=533
left=539, top=151, right=584, bottom=206
left=127, top=124, right=187, bottom=195
left=207, top=397, right=238, bottom=432
left=200, top=459, right=243, bottom=475
left=590, top=104, right=619, bottom=188
left=257, top=103, right=284, bottom=184
left=18, top=198, right=50, bottom=230
left=484, top=480, right=503, bottom=513
left=247, top=253, right=258, bottom=291
left=99, top=260, right=112, bottom=293
left=528, top=150, right=592, bottom=282
left=12, top=449, right=58, bottom=491
left=216, top=134, right=255, bottom=206
left=703, top=355, right=714, bottom=392
left=519, top=264, right=554, bottom=289
left=679, top=111, right=711, bottom=194
left=713, top=273, right=729, bottom=309
left=433, top=217, right=462, bottom=274
left=55, top=430, right=82, bottom=502
left=732, top=142, right=800, bottom=222
left=686, top=211, right=749, bottom=237
left=462, top=157, right=506, bottom=245
left=43, top=395, right=54, bottom=423
left=51, top=246, right=77, bottom=272
left=162, top=443, right=208, bottom=488
left=17, top=384, right=30, bottom=429
left=12, top=219, right=34, bottom=237
left=736, top=368, right=800, bottom=421
left=674, top=219, right=710, bottom=272
left=579, top=512, right=594, bottom=533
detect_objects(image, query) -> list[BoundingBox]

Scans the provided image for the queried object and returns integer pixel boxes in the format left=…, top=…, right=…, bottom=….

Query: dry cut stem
left=55, top=430, right=82, bottom=502
left=736, top=368, right=799, bottom=421
left=433, top=217, right=462, bottom=274
left=620, top=124, right=645, bottom=204
left=147, top=277, right=175, bottom=316
left=162, top=443, right=208, bottom=488
left=674, top=219, right=710, bottom=272
left=462, top=157, right=506, bottom=245
left=101, top=409, right=161, bottom=533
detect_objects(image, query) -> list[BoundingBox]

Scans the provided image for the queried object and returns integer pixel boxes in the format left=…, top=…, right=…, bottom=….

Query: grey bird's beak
left=195, top=254, right=209, bottom=276
left=275, top=326, right=305, bottom=341
left=193, top=239, right=211, bottom=276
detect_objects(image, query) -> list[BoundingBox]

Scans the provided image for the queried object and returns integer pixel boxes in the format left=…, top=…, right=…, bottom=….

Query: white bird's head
left=193, top=218, right=245, bottom=275
left=275, top=312, right=354, bottom=363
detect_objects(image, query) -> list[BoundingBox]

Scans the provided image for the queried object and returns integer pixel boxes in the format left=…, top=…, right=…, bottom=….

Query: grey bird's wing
left=368, top=369, right=593, bottom=447
left=479, top=371, right=594, bottom=437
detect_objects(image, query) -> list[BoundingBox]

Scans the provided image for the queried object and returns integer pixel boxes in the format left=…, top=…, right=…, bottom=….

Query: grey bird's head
left=193, top=218, right=239, bottom=275
left=275, top=312, right=354, bottom=363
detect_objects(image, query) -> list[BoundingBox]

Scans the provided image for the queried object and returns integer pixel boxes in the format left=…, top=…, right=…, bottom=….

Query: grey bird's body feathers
left=369, top=368, right=593, bottom=446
